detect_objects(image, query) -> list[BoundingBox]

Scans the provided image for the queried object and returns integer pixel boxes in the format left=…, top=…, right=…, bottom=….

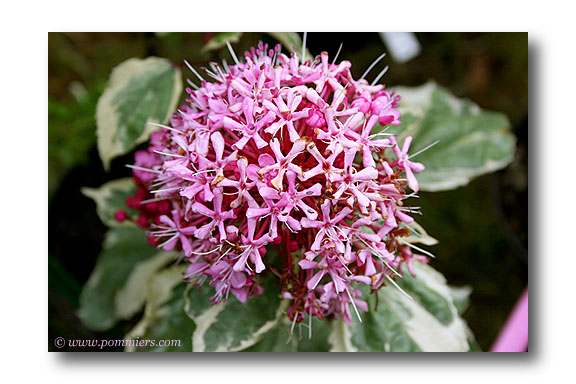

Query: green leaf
left=296, top=316, right=332, bottom=352
left=203, top=32, right=243, bottom=51
left=330, top=261, right=471, bottom=352
left=96, top=57, right=182, bottom=170
left=124, top=266, right=192, bottom=351
left=266, top=32, right=313, bottom=62
left=128, top=280, right=195, bottom=352
left=396, top=266, right=454, bottom=326
left=389, top=81, right=516, bottom=192
left=81, top=178, right=137, bottom=228
left=185, top=273, right=284, bottom=352
left=241, top=316, right=298, bottom=352
left=115, top=251, right=178, bottom=320
left=78, top=227, right=158, bottom=331
left=243, top=313, right=333, bottom=352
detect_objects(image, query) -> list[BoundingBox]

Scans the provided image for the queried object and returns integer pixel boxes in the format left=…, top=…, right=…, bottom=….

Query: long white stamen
left=153, top=150, right=184, bottom=158
left=290, top=312, right=298, bottom=335
left=203, top=68, right=217, bottom=78
left=272, top=46, right=279, bottom=66
left=332, top=42, right=344, bottom=65
left=125, top=164, right=162, bottom=174
left=150, top=224, right=172, bottom=230
left=345, top=286, right=362, bottom=323
left=150, top=177, right=172, bottom=188
left=371, top=65, right=389, bottom=86
left=368, top=132, right=394, bottom=139
left=372, top=247, right=403, bottom=278
left=184, top=59, right=205, bottom=82
left=224, top=240, right=237, bottom=248
left=157, top=234, right=179, bottom=248
left=398, top=238, right=436, bottom=258
left=360, top=52, right=386, bottom=80
left=308, top=308, right=312, bottom=340
left=204, top=68, right=221, bottom=82
left=384, top=273, right=413, bottom=300
left=140, top=197, right=170, bottom=204
left=150, top=186, right=181, bottom=194
left=189, top=247, right=221, bottom=256
left=215, top=64, right=227, bottom=81
left=301, top=32, right=307, bottom=65
left=409, top=140, right=440, bottom=159
left=398, top=206, right=421, bottom=212
left=356, top=236, right=402, bottom=278
left=147, top=122, right=185, bottom=135
left=334, top=226, right=350, bottom=241
left=150, top=231, right=177, bottom=238
left=149, top=228, right=177, bottom=235
left=185, top=263, right=210, bottom=278
left=186, top=78, right=199, bottom=90
left=224, top=285, right=230, bottom=302
left=336, top=255, right=353, bottom=275
left=182, top=169, right=216, bottom=180
left=226, top=41, right=240, bottom=65
left=216, top=246, right=232, bottom=262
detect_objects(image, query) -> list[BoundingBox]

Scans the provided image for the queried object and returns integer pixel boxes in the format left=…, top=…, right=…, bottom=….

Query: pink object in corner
left=491, top=288, right=529, bottom=352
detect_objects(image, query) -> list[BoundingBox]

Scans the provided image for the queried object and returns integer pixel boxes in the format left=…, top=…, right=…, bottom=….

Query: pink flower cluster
left=124, top=43, right=429, bottom=325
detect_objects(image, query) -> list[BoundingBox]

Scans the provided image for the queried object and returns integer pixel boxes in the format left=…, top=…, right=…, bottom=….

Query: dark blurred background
left=48, top=32, right=528, bottom=351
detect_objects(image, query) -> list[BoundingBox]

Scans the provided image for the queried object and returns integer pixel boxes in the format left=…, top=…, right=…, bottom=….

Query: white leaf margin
left=328, top=261, right=470, bottom=352
left=115, top=251, right=178, bottom=320
left=188, top=297, right=289, bottom=352
left=394, top=81, right=516, bottom=192
left=96, top=57, right=182, bottom=171
left=81, top=177, right=136, bottom=228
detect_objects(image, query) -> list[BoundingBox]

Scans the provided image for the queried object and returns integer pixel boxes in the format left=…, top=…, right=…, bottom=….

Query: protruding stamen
left=332, top=42, right=344, bottom=65
left=147, top=122, right=185, bottom=135
left=184, top=59, right=205, bottom=82
left=150, top=186, right=182, bottom=194
left=226, top=41, right=240, bottom=65
left=153, top=150, right=184, bottom=158
left=186, top=78, right=199, bottom=90
left=308, top=308, right=312, bottom=340
left=356, top=236, right=403, bottom=278
left=371, top=65, right=389, bottom=86
left=398, top=238, right=436, bottom=259
left=301, top=32, right=307, bottom=65
left=384, top=273, right=413, bottom=300
left=360, top=52, right=386, bottom=80
left=157, top=234, right=179, bottom=248
left=409, top=140, right=440, bottom=159
left=345, top=286, right=362, bottom=323
left=125, top=164, right=162, bottom=174
left=140, top=197, right=170, bottom=204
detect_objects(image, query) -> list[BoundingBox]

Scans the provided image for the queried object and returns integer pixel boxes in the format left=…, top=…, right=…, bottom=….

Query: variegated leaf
left=96, top=57, right=182, bottom=170
left=78, top=227, right=158, bottom=331
left=386, top=81, right=516, bottom=192
left=329, top=261, right=470, bottom=352
left=81, top=178, right=136, bottom=228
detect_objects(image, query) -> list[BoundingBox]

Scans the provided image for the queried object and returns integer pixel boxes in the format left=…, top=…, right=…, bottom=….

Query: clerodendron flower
left=121, top=40, right=434, bottom=328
